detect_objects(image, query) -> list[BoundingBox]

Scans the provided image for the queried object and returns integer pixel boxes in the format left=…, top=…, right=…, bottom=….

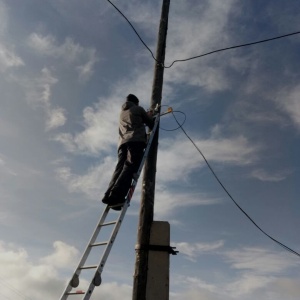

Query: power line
left=0, top=292, right=12, bottom=300
left=160, top=108, right=186, bottom=131
left=105, top=0, right=300, bottom=68
left=171, top=111, right=300, bottom=259
left=105, top=0, right=158, bottom=63
left=0, top=276, right=33, bottom=300
left=107, top=0, right=300, bottom=257
left=164, top=31, right=300, bottom=68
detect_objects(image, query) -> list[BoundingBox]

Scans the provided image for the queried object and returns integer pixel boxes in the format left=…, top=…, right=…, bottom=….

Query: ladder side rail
left=59, top=206, right=111, bottom=300
left=89, top=115, right=159, bottom=274
left=83, top=201, right=131, bottom=300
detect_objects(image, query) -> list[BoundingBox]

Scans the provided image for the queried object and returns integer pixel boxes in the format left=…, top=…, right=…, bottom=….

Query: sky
left=0, top=0, right=300, bottom=299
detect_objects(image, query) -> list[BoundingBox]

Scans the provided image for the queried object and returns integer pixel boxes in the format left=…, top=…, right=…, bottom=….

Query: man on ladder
left=60, top=97, right=171, bottom=300
left=102, top=94, right=154, bottom=210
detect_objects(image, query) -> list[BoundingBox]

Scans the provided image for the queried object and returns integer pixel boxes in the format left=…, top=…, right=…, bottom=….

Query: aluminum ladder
left=59, top=107, right=172, bottom=300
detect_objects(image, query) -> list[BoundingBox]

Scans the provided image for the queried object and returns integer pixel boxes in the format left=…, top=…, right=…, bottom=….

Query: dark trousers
left=105, top=141, right=145, bottom=200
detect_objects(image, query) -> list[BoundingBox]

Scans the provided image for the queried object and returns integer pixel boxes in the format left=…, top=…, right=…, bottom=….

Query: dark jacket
left=118, top=101, right=154, bottom=147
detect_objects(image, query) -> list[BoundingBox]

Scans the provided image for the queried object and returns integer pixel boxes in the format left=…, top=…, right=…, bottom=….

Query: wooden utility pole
left=132, top=1, right=170, bottom=300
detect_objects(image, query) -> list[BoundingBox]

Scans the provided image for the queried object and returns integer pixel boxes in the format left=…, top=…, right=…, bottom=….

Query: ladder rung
left=79, top=265, right=97, bottom=270
left=109, top=203, right=124, bottom=208
left=90, top=241, right=108, bottom=247
left=100, top=221, right=117, bottom=227
left=67, top=291, right=85, bottom=295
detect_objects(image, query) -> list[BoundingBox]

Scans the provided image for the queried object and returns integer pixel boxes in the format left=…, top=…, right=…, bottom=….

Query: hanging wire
left=105, top=0, right=300, bottom=257
left=105, top=0, right=300, bottom=68
left=171, top=111, right=300, bottom=258
left=160, top=110, right=186, bottom=131
left=105, top=0, right=159, bottom=63
left=0, top=276, right=33, bottom=300
left=164, top=31, right=300, bottom=68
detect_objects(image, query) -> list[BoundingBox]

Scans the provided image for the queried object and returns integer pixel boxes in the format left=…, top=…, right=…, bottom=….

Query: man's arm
left=140, top=107, right=154, bottom=130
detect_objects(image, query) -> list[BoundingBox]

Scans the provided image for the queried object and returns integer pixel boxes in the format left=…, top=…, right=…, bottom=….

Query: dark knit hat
left=126, top=94, right=139, bottom=104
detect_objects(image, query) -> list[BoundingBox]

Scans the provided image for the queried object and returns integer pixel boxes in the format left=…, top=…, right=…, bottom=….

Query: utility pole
left=132, top=1, right=170, bottom=300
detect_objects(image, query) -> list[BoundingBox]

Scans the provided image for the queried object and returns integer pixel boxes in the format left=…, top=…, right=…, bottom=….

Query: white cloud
left=0, top=1, right=8, bottom=35
left=224, top=247, right=299, bottom=275
left=54, top=111, right=258, bottom=213
left=28, top=33, right=99, bottom=81
left=120, top=1, right=160, bottom=36
left=226, top=273, right=274, bottom=298
left=40, top=241, right=79, bottom=269
left=171, top=275, right=221, bottom=300
left=93, top=282, right=132, bottom=300
left=53, top=133, right=78, bottom=153
left=154, top=186, right=221, bottom=218
left=272, top=278, right=300, bottom=299
left=170, top=247, right=300, bottom=300
left=157, top=134, right=259, bottom=183
left=0, top=240, right=133, bottom=300
left=56, top=156, right=116, bottom=200
left=0, top=2, right=24, bottom=72
left=76, top=48, right=98, bottom=82
left=276, top=84, right=300, bottom=130
left=0, top=44, right=24, bottom=71
left=0, top=241, right=62, bottom=300
left=29, top=33, right=80, bottom=61
left=171, top=273, right=300, bottom=300
left=53, top=67, right=166, bottom=155
left=173, top=240, right=224, bottom=261
left=251, top=168, right=292, bottom=182
left=0, top=152, right=43, bottom=180
left=164, top=0, right=238, bottom=92
left=0, top=153, right=17, bottom=177
left=195, top=135, right=259, bottom=164
left=75, top=103, right=119, bottom=152
left=23, top=67, right=67, bottom=130
left=54, top=97, right=120, bottom=155
left=25, top=67, right=57, bottom=106
left=46, top=107, right=67, bottom=130
left=28, top=33, right=56, bottom=55
left=113, top=70, right=156, bottom=105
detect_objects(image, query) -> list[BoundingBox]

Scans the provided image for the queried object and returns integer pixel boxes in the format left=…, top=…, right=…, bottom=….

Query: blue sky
left=0, top=0, right=300, bottom=299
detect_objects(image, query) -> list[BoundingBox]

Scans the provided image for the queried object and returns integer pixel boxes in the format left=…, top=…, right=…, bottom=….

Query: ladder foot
left=70, top=274, right=79, bottom=288
left=93, top=272, right=102, bottom=286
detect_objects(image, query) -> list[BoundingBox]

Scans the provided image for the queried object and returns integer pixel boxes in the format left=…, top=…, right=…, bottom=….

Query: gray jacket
left=118, top=101, right=154, bottom=147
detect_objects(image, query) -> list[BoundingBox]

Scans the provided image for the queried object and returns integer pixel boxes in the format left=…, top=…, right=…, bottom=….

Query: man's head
left=126, top=94, right=139, bottom=105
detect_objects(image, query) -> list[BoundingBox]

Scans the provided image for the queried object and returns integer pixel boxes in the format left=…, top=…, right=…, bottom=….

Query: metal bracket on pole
left=135, top=244, right=178, bottom=255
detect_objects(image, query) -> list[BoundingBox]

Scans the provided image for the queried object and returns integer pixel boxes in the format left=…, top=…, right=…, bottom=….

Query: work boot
left=101, top=193, right=110, bottom=204
left=107, top=192, right=125, bottom=211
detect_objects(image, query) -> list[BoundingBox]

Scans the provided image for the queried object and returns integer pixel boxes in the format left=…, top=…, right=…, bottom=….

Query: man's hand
left=147, top=110, right=154, bottom=117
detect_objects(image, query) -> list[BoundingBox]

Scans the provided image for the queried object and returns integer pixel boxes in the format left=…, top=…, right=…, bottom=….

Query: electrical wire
left=160, top=110, right=186, bottom=131
left=0, top=276, right=33, bottom=300
left=105, top=0, right=300, bottom=68
left=171, top=111, right=300, bottom=258
left=0, top=293, right=12, bottom=300
left=106, top=0, right=300, bottom=256
left=105, top=0, right=158, bottom=63
left=164, top=31, right=300, bottom=68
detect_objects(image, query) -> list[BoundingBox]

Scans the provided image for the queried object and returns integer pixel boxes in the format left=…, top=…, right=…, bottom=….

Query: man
left=102, top=94, right=154, bottom=210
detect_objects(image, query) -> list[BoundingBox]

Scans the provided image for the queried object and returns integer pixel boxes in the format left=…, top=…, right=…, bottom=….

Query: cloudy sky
left=1, top=0, right=300, bottom=299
